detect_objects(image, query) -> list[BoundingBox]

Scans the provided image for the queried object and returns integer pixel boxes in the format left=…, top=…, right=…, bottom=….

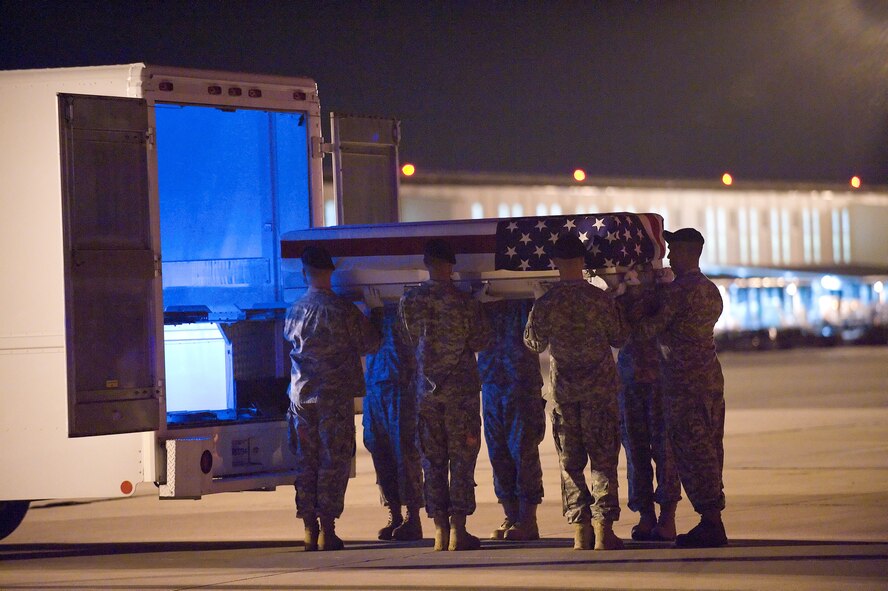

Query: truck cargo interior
left=154, top=103, right=310, bottom=427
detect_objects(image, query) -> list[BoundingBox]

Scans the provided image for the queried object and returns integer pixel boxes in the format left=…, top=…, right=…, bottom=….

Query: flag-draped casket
left=281, top=212, right=665, bottom=298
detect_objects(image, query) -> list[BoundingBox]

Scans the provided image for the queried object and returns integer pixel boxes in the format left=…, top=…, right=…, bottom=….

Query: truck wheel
left=0, top=500, right=30, bottom=540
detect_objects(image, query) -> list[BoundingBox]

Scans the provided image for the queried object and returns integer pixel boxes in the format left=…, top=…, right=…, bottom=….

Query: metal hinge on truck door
left=311, top=135, right=332, bottom=159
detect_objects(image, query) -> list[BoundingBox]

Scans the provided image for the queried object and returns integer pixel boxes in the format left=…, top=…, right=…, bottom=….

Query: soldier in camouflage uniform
left=523, top=234, right=628, bottom=550
left=398, top=238, right=493, bottom=551
left=632, top=228, right=728, bottom=548
left=284, top=246, right=381, bottom=551
left=363, top=302, right=424, bottom=541
left=616, top=266, right=682, bottom=542
left=477, top=297, right=545, bottom=541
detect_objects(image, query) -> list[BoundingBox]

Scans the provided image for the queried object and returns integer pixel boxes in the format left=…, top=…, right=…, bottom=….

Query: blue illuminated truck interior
left=154, top=104, right=310, bottom=425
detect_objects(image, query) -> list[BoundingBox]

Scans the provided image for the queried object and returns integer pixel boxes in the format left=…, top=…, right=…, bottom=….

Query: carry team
left=284, top=227, right=727, bottom=551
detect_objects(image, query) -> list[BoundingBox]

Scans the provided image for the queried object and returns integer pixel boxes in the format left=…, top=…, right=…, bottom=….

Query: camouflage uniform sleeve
left=466, top=297, right=494, bottom=352
left=523, top=299, right=549, bottom=353
left=351, top=302, right=382, bottom=355
left=606, top=294, right=629, bottom=349
left=634, top=285, right=678, bottom=340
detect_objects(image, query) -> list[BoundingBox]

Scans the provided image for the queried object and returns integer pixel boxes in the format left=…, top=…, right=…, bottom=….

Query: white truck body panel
left=0, top=64, right=323, bottom=503
left=1, top=65, right=149, bottom=500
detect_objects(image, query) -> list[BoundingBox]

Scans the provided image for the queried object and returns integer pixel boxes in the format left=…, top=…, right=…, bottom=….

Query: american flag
left=494, top=212, right=665, bottom=272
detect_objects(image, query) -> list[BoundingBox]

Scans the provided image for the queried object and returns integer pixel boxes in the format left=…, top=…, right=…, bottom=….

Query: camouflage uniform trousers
left=618, top=380, right=682, bottom=513
left=663, top=383, right=726, bottom=513
left=288, top=401, right=355, bottom=519
left=482, top=387, right=546, bottom=504
left=550, top=399, right=621, bottom=523
left=416, top=393, right=482, bottom=517
left=362, top=381, right=424, bottom=508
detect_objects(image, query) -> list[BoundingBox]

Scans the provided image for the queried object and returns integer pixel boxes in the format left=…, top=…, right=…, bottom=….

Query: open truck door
left=58, top=93, right=162, bottom=437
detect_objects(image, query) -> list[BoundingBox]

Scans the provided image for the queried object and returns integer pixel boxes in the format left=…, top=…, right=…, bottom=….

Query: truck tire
left=0, top=500, right=30, bottom=540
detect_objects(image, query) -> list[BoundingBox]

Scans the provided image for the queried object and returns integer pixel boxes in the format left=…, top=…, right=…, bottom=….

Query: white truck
left=0, top=63, right=664, bottom=540
left=0, top=63, right=404, bottom=539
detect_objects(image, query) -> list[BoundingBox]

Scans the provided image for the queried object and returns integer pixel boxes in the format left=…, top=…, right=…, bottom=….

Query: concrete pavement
left=2, top=347, right=887, bottom=590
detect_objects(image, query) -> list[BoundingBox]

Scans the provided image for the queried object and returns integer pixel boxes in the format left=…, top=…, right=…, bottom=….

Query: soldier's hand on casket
left=656, top=268, right=675, bottom=284
left=473, top=283, right=502, bottom=303
left=532, top=281, right=550, bottom=300
left=363, top=286, right=384, bottom=309
left=606, top=281, right=627, bottom=298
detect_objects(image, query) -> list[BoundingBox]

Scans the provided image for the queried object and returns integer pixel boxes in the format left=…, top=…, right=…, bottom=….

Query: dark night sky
left=2, top=1, right=887, bottom=184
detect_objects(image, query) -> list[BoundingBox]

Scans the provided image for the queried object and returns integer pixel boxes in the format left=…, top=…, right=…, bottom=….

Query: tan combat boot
left=652, top=502, right=677, bottom=541
left=302, top=515, right=319, bottom=552
left=504, top=501, right=540, bottom=541
left=448, top=513, right=482, bottom=551
left=377, top=504, right=403, bottom=540
left=433, top=513, right=450, bottom=551
left=631, top=509, right=657, bottom=541
left=593, top=520, right=625, bottom=550
left=573, top=518, right=593, bottom=550
left=318, top=516, right=344, bottom=551
left=490, top=499, right=519, bottom=540
left=392, top=505, right=423, bottom=541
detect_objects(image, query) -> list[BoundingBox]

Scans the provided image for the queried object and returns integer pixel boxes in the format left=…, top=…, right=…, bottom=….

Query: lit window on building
left=511, top=203, right=524, bottom=217
left=749, top=208, right=760, bottom=264
left=802, top=208, right=812, bottom=264
left=717, top=207, right=728, bottom=264
left=550, top=203, right=563, bottom=215
left=832, top=209, right=841, bottom=263
left=470, top=202, right=484, bottom=219
left=812, top=208, right=822, bottom=263
left=770, top=209, right=781, bottom=264
left=842, top=208, right=851, bottom=263
left=781, top=209, right=791, bottom=264
left=705, top=208, right=717, bottom=264
left=498, top=203, right=510, bottom=218
left=536, top=203, right=548, bottom=216
left=738, top=207, right=749, bottom=265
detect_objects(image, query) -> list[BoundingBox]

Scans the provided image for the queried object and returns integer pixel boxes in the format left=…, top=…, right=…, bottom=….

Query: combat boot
left=593, top=520, right=625, bottom=550
left=448, top=513, right=482, bottom=551
left=391, top=505, right=423, bottom=541
left=377, top=504, right=403, bottom=540
left=490, top=499, right=519, bottom=540
left=630, top=508, right=657, bottom=541
left=651, top=502, right=677, bottom=541
left=573, top=518, right=593, bottom=550
left=302, top=515, right=319, bottom=552
left=504, top=501, right=539, bottom=541
left=675, top=511, right=727, bottom=548
left=318, top=516, right=344, bottom=551
left=433, top=513, right=450, bottom=551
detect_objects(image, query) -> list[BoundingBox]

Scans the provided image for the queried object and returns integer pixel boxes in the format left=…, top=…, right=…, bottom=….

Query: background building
left=330, top=172, right=888, bottom=348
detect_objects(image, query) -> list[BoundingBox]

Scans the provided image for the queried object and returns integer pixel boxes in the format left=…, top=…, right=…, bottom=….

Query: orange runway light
left=573, top=169, right=586, bottom=182
left=722, top=173, right=733, bottom=186
left=401, top=163, right=416, bottom=176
